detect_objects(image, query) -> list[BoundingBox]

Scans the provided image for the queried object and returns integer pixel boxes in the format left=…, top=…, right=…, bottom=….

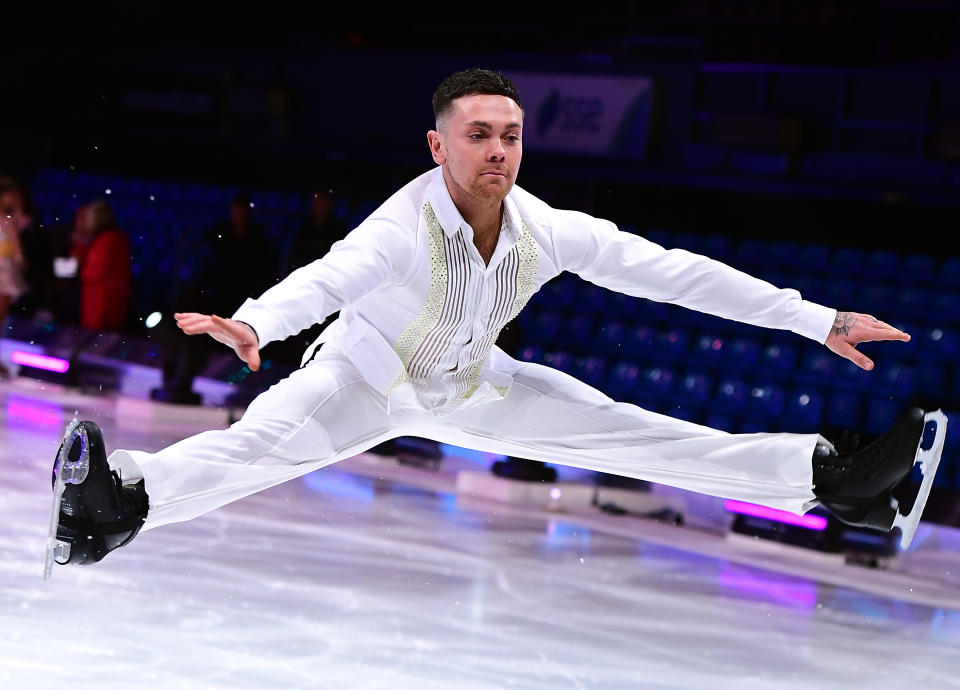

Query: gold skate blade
left=892, top=410, right=948, bottom=550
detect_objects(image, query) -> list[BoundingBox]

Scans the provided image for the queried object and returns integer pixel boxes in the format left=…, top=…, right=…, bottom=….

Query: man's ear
left=427, top=130, right=445, bottom=165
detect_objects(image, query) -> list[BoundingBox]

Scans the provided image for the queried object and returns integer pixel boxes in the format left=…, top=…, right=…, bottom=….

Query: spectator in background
left=151, top=193, right=277, bottom=404
left=0, top=178, right=28, bottom=378
left=205, top=193, right=275, bottom=309
left=271, top=188, right=349, bottom=365
left=72, top=200, right=132, bottom=331
left=3, top=180, right=57, bottom=322
left=280, top=188, right=347, bottom=274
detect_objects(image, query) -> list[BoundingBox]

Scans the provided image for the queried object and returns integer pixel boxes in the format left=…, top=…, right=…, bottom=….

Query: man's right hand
left=174, top=313, right=262, bottom=372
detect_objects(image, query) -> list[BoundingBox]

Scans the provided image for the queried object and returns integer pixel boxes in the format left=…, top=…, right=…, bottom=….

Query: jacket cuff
left=793, top=301, right=836, bottom=344
left=231, top=298, right=281, bottom=347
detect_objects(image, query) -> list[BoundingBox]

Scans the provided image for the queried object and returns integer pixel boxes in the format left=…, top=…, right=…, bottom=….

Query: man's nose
left=488, top=139, right=505, bottom=159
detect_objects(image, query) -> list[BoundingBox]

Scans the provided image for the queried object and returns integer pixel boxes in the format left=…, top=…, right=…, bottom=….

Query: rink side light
left=724, top=500, right=827, bottom=531
left=11, top=351, right=70, bottom=373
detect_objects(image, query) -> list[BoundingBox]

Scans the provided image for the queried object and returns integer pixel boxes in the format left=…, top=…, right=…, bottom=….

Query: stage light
left=145, top=312, right=162, bottom=328
left=11, top=351, right=70, bottom=374
left=724, top=500, right=827, bottom=531
left=550, top=487, right=562, bottom=500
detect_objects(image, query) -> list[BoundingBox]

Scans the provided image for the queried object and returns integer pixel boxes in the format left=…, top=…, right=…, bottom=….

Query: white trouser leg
left=431, top=360, right=820, bottom=514
left=108, top=351, right=400, bottom=531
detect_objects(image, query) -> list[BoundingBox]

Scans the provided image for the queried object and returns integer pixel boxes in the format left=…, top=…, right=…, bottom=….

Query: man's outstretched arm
left=824, top=311, right=909, bottom=371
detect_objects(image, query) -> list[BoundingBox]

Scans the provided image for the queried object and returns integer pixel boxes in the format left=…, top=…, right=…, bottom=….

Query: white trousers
left=109, top=349, right=821, bottom=531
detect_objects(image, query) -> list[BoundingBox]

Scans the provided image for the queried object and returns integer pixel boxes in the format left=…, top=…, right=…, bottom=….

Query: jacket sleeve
left=231, top=216, right=415, bottom=347
left=550, top=210, right=836, bottom=344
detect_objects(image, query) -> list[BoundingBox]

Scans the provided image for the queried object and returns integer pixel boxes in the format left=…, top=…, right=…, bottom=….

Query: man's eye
left=469, top=134, right=484, bottom=140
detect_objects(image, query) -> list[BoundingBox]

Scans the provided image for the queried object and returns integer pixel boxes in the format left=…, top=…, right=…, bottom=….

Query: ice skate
left=43, top=419, right=149, bottom=580
left=812, top=407, right=948, bottom=549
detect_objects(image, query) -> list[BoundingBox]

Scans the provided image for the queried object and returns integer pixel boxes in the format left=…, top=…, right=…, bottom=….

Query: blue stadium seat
left=574, top=283, right=607, bottom=313
left=915, top=361, right=947, bottom=400
left=675, top=372, right=713, bottom=405
left=603, top=292, right=641, bottom=322
left=671, top=232, right=700, bottom=253
left=899, top=253, right=937, bottom=285
left=826, top=391, right=863, bottom=430
left=643, top=228, right=672, bottom=248
left=760, top=342, right=799, bottom=377
left=572, top=356, right=608, bottom=389
left=860, top=284, right=894, bottom=317
left=798, top=349, right=840, bottom=385
left=834, top=359, right=876, bottom=392
left=713, top=378, right=749, bottom=413
left=781, top=389, right=825, bottom=431
left=933, top=292, right=960, bottom=326
left=556, top=315, right=594, bottom=348
left=873, top=363, right=916, bottom=398
left=522, top=311, right=562, bottom=345
left=727, top=337, right=762, bottom=371
left=756, top=269, right=789, bottom=290
left=604, top=362, right=643, bottom=400
left=918, top=326, right=960, bottom=362
left=890, top=287, right=932, bottom=322
left=864, top=397, right=901, bottom=436
left=518, top=345, right=544, bottom=364
left=704, top=413, right=736, bottom=432
left=824, top=277, right=858, bottom=304
left=655, top=328, right=691, bottom=361
left=663, top=401, right=702, bottom=424
left=797, top=243, right=831, bottom=273
left=634, top=299, right=670, bottom=325
left=622, top=325, right=658, bottom=359
left=767, top=241, right=799, bottom=268
left=863, top=249, right=900, bottom=281
left=939, top=257, right=960, bottom=289
left=638, top=366, right=676, bottom=401
left=700, top=234, right=732, bottom=261
left=739, top=419, right=771, bottom=434
left=692, top=333, right=726, bottom=367
left=731, top=239, right=767, bottom=270
left=542, top=350, right=575, bottom=374
left=744, top=385, right=786, bottom=421
left=539, top=279, right=578, bottom=311
left=791, top=274, right=825, bottom=303
left=831, top=247, right=866, bottom=276
left=595, top=320, right=627, bottom=355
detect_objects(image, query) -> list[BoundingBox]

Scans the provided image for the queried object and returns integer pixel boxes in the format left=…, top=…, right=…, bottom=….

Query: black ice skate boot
left=812, top=407, right=926, bottom=534
left=44, top=420, right=149, bottom=578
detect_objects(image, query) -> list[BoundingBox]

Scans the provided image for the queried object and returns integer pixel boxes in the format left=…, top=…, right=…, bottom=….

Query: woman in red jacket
left=73, top=200, right=131, bottom=331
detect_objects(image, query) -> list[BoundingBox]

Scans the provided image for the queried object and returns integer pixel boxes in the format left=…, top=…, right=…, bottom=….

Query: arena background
left=1, top=4, right=959, bottom=688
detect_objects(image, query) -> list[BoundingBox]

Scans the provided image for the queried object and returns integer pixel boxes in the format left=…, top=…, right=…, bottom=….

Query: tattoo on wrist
left=831, top=311, right=857, bottom=338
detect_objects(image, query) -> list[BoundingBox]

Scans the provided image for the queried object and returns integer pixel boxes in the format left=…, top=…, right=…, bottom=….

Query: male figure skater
left=46, top=69, right=946, bottom=575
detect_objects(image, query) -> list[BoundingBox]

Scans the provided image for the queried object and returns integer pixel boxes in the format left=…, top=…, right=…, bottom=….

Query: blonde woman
left=0, top=182, right=28, bottom=377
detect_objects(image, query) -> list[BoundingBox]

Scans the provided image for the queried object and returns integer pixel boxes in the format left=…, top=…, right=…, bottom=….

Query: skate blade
left=892, top=410, right=948, bottom=550
left=43, top=418, right=89, bottom=580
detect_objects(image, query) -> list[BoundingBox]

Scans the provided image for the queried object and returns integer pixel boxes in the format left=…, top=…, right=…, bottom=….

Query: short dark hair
left=432, top=68, right=523, bottom=127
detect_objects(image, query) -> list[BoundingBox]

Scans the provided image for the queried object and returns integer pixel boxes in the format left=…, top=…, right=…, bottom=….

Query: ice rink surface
left=2, top=379, right=959, bottom=690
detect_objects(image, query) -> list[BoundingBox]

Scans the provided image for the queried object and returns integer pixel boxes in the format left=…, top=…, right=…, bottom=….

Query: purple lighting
left=725, top=500, right=828, bottom=531
left=11, top=351, right=70, bottom=373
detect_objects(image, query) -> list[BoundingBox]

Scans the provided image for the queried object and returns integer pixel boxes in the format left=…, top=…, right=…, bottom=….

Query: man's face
left=428, top=94, right=523, bottom=205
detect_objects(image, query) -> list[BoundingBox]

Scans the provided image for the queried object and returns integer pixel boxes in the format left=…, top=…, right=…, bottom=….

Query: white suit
left=110, top=167, right=837, bottom=530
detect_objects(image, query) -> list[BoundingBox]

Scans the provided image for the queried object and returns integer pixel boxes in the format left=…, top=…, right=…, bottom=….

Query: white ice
left=2, top=378, right=959, bottom=690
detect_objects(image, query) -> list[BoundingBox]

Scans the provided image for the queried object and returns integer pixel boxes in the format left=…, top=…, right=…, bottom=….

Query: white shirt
left=233, top=167, right=836, bottom=412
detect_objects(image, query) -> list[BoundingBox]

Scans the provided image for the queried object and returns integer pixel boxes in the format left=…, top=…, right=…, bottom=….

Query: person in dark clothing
left=5, top=183, right=56, bottom=321
left=281, top=188, right=347, bottom=275
left=151, top=194, right=278, bottom=404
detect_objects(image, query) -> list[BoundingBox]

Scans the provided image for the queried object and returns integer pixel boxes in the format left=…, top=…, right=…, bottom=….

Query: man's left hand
left=824, top=311, right=910, bottom=371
